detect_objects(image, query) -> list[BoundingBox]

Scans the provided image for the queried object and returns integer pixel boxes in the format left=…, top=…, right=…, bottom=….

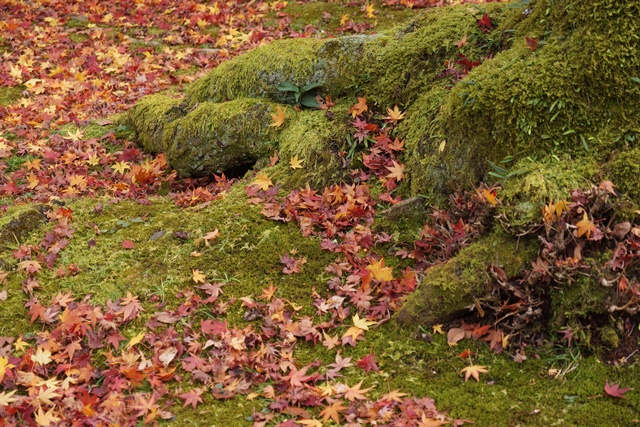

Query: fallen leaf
left=290, top=154, right=304, bottom=169
left=461, top=365, right=488, bottom=382
left=270, top=106, right=285, bottom=128
left=252, top=172, right=273, bottom=191
left=447, top=328, right=465, bottom=346
left=604, top=381, right=631, bottom=398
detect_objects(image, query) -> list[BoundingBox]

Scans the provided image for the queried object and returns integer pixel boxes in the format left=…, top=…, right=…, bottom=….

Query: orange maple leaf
left=343, top=380, right=372, bottom=401
left=384, top=105, right=406, bottom=123
left=349, top=97, right=368, bottom=117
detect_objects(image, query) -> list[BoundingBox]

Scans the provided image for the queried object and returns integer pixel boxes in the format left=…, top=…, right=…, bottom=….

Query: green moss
left=164, top=98, right=279, bottom=177
left=551, top=269, right=609, bottom=328
left=498, top=158, right=598, bottom=228
left=421, top=0, right=640, bottom=198
left=0, top=85, right=23, bottom=106
left=184, top=38, right=325, bottom=107
left=604, top=146, right=640, bottom=204
left=396, top=231, right=537, bottom=327
left=127, top=93, right=184, bottom=154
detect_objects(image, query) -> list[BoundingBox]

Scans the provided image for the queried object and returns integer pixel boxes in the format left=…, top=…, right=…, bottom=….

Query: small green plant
left=277, top=81, right=323, bottom=108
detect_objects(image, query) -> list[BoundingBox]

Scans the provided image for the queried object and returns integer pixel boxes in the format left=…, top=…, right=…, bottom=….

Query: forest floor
left=0, top=1, right=638, bottom=426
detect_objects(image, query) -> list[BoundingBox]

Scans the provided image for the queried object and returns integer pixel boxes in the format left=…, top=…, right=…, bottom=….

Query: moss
left=551, top=270, right=609, bottom=328
left=0, top=204, right=49, bottom=251
left=421, top=0, right=640, bottom=198
left=126, top=93, right=184, bottom=154
left=395, top=231, right=537, bottom=327
left=163, top=99, right=279, bottom=177
left=604, top=146, right=640, bottom=204
left=184, top=38, right=325, bottom=107
left=0, top=85, right=23, bottom=106
left=498, top=158, right=598, bottom=228
left=598, top=327, right=620, bottom=350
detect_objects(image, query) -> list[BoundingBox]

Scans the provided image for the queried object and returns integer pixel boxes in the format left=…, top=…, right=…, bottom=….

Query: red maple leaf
left=604, top=381, right=631, bottom=398
left=478, top=14, right=493, bottom=32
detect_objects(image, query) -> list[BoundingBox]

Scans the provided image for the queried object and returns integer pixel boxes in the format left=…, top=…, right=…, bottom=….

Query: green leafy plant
left=277, top=81, right=324, bottom=108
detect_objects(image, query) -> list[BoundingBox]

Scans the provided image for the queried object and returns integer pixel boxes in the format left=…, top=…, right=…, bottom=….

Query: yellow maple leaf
left=0, top=357, right=14, bottom=383
left=289, top=154, right=304, bottom=169
left=126, top=331, right=146, bottom=349
left=385, top=160, right=406, bottom=181
left=31, top=348, right=52, bottom=365
left=13, top=337, right=29, bottom=352
left=111, top=161, right=130, bottom=174
left=0, top=390, right=18, bottom=407
left=460, top=365, right=488, bottom=382
left=384, top=105, right=406, bottom=123
left=192, top=269, right=206, bottom=283
left=366, top=257, right=394, bottom=282
left=576, top=212, right=595, bottom=238
left=432, top=324, right=444, bottom=335
left=365, top=3, right=377, bottom=19
left=270, top=106, right=286, bottom=128
left=64, top=128, right=84, bottom=141
left=352, top=313, right=376, bottom=331
left=252, top=172, right=273, bottom=191
left=35, top=406, right=61, bottom=426
left=340, top=14, right=350, bottom=25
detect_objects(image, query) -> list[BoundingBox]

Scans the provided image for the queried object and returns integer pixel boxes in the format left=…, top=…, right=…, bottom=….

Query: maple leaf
left=349, top=97, right=368, bottom=117
left=352, top=313, right=376, bottom=331
left=455, top=33, right=469, bottom=48
left=0, top=357, right=14, bottom=383
left=270, top=106, right=286, bottom=128
left=461, top=365, right=488, bottom=382
left=320, top=400, right=346, bottom=423
left=384, top=105, right=406, bottom=123
left=297, top=420, right=322, bottom=427
left=385, top=160, right=406, bottom=181
left=64, top=128, right=84, bottom=141
left=322, top=331, right=340, bottom=350
left=525, top=36, right=538, bottom=51
left=477, top=13, right=493, bottom=32
left=417, top=414, right=450, bottom=427
left=192, top=269, right=206, bottom=283
left=558, top=325, right=575, bottom=347
left=118, top=292, right=144, bottom=321
left=35, top=407, right=61, bottom=426
left=260, top=283, right=277, bottom=301
left=365, top=3, right=376, bottom=18
left=366, top=257, right=394, bottom=282
left=252, top=172, right=273, bottom=191
left=380, top=389, right=408, bottom=403
left=111, top=161, right=131, bottom=174
left=122, top=239, right=135, bottom=249
left=604, top=381, right=632, bottom=398
left=576, top=212, right=595, bottom=238
left=432, top=324, right=444, bottom=334
left=343, top=380, right=372, bottom=401
left=290, top=154, right=304, bottom=169
left=180, top=387, right=205, bottom=408
left=32, top=347, right=52, bottom=365
left=0, top=390, right=18, bottom=407
left=356, top=352, right=379, bottom=373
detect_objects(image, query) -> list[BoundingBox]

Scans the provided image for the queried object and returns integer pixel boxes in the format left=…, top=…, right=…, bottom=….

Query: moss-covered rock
left=0, top=205, right=49, bottom=250
left=395, top=232, right=537, bottom=327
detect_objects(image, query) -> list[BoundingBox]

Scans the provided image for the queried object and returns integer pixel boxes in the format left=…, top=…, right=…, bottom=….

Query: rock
left=394, top=232, right=537, bottom=327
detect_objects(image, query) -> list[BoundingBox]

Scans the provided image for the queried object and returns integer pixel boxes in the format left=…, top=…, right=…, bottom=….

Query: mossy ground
left=2, top=181, right=639, bottom=426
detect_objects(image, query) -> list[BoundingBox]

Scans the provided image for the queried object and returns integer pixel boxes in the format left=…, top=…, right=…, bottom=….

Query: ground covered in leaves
left=1, top=1, right=639, bottom=426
